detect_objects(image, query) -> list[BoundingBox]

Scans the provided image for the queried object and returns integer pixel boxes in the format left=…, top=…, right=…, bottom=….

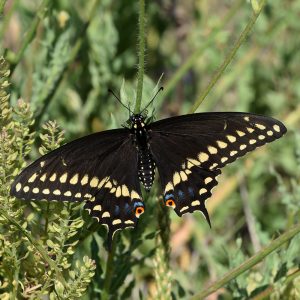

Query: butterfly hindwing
left=149, top=112, right=286, bottom=222
left=83, top=140, right=144, bottom=243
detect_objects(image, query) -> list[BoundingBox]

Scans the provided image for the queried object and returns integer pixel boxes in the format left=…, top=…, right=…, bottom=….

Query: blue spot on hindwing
left=114, top=205, right=120, bottom=215
left=124, top=203, right=131, bottom=214
left=133, top=201, right=144, bottom=208
left=165, top=193, right=174, bottom=200
left=178, top=190, right=185, bottom=201
left=188, top=187, right=195, bottom=198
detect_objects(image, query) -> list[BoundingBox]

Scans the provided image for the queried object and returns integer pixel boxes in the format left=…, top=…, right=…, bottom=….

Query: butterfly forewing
left=149, top=112, right=287, bottom=223
left=10, top=128, right=144, bottom=241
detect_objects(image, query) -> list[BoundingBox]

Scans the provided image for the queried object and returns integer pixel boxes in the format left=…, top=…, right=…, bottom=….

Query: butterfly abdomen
left=137, top=150, right=155, bottom=191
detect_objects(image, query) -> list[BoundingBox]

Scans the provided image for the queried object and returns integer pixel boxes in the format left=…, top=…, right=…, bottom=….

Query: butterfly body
left=10, top=111, right=287, bottom=245
left=130, top=114, right=156, bottom=191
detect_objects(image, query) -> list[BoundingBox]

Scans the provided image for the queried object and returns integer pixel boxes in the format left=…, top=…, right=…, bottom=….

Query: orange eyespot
left=135, top=206, right=145, bottom=218
left=166, top=199, right=176, bottom=208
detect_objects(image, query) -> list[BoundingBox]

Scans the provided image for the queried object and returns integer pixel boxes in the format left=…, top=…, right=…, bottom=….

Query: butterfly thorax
left=130, top=114, right=155, bottom=191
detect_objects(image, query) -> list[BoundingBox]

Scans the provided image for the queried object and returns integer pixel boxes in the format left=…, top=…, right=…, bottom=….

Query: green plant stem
left=0, top=209, right=67, bottom=288
left=102, top=238, right=117, bottom=300
left=8, top=0, right=51, bottom=73
left=134, top=0, right=145, bottom=113
left=161, top=0, right=244, bottom=104
left=189, top=0, right=266, bottom=113
left=190, top=223, right=300, bottom=300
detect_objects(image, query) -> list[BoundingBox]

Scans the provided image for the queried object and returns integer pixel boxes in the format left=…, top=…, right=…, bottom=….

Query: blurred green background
left=1, top=0, right=300, bottom=299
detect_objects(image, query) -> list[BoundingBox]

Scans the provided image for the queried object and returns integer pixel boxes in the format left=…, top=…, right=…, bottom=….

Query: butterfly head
left=129, top=114, right=146, bottom=129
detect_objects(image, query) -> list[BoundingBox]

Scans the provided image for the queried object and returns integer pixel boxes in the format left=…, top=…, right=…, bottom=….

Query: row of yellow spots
left=85, top=207, right=135, bottom=226
left=17, top=171, right=141, bottom=201
left=187, top=122, right=280, bottom=171
left=164, top=176, right=212, bottom=195
left=15, top=181, right=94, bottom=199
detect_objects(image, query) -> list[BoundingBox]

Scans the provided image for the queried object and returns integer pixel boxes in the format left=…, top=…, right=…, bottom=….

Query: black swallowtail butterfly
left=10, top=108, right=286, bottom=246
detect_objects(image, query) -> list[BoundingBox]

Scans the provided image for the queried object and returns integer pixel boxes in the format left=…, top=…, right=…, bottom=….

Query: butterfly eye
left=166, top=199, right=176, bottom=208
left=135, top=206, right=145, bottom=218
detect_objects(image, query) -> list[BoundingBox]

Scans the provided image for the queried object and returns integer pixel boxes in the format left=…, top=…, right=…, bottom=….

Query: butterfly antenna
left=140, top=87, right=164, bottom=114
left=108, top=89, right=133, bottom=114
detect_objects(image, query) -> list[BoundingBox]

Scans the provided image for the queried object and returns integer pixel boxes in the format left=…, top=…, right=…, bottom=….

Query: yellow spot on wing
left=131, top=190, right=140, bottom=200
left=70, top=174, right=79, bottom=185
left=230, top=151, right=238, bottom=156
left=249, top=139, right=256, bottom=144
left=199, top=188, right=207, bottom=195
left=93, top=205, right=102, bottom=211
left=198, top=152, right=209, bottom=163
left=28, top=173, right=37, bottom=183
left=187, top=158, right=200, bottom=168
left=217, top=141, right=227, bottom=148
left=227, top=135, right=236, bottom=143
left=267, top=130, right=273, bottom=136
left=236, top=130, right=245, bottom=137
left=191, top=200, right=200, bottom=206
left=210, top=163, right=218, bottom=170
left=180, top=171, right=188, bottom=181
left=75, top=193, right=81, bottom=198
left=90, top=177, right=99, bottom=188
left=204, top=177, right=213, bottom=184
left=173, top=172, right=181, bottom=186
left=255, top=123, right=266, bottom=130
left=64, top=191, right=72, bottom=196
left=40, top=174, right=47, bottom=182
left=32, top=188, right=39, bottom=194
left=115, top=186, right=122, bottom=197
left=98, top=177, right=108, bottom=188
left=81, top=175, right=89, bottom=185
left=53, top=189, right=61, bottom=195
left=104, top=181, right=112, bottom=189
left=50, top=173, right=56, bottom=182
left=164, top=182, right=173, bottom=193
left=240, top=144, right=247, bottom=150
left=221, top=157, right=228, bottom=163
left=185, top=169, right=192, bottom=175
left=180, top=206, right=189, bottom=213
left=273, top=124, right=280, bottom=132
left=112, top=219, right=122, bottom=225
left=258, top=135, right=265, bottom=140
left=42, top=189, right=50, bottom=195
left=16, top=183, right=22, bottom=192
left=247, top=127, right=254, bottom=133
left=125, top=220, right=134, bottom=224
left=102, top=212, right=110, bottom=218
left=208, top=146, right=218, bottom=154
left=59, top=173, right=68, bottom=183
left=23, top=186, right=29, bottom=192
left=244, top=116, right=250, bottom=121
left=122, top=185, right=130, bottom=197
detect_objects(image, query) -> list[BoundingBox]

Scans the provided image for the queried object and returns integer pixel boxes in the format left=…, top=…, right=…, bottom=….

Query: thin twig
left=159, top=0, right=244, bottom=107
left=190, top=0, right=266, bottom=113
